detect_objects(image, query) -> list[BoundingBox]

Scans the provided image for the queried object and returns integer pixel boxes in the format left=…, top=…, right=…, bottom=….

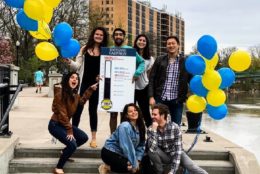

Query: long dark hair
left=83, top=27, right=108, bottom=54
left=134, top=34, right=151, bottom=60
left=121, top=103, right=146, bottom=142
left=61, top=72, right=80, bottom=105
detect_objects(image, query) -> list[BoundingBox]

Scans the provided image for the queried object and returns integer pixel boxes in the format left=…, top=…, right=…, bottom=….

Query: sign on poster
left=98, top=47, right=136, bottom=112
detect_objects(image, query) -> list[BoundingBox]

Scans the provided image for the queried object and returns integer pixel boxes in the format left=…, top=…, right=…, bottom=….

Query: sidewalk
left=2, top=86, right=260, bottom=173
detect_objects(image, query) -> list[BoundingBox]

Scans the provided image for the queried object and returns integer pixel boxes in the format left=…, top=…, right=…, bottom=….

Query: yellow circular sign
left=101, top=99, right=113, bottom=110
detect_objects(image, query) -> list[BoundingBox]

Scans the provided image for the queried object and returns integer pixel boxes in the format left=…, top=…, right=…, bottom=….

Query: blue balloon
left=53, top=22, right=73, bottom=47
left=190, top=75, right=208, bottom=97
left=185, top=55, right=206, bottom=75
left=16, top=9, right=38, bottom=31
left=197, top=35, right=217, bottom=59
left=60, top=39, right=80, bottom=58
left=218, top=68, right=236, bottom=89
left=4, top=0, right=24, bottom=8
left=207, top=104, right=228, bottom=120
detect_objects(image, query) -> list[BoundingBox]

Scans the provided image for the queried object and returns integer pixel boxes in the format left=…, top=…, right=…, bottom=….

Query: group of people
left=47, top=26, right=208, bottom=174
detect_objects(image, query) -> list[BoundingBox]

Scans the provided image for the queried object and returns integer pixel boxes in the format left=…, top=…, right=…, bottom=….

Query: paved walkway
left=8, top=86, right=234, bottom=150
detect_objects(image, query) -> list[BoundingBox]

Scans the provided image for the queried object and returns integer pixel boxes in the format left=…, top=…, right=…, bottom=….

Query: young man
left=148, top=36, right=190, bottom=125
left=147, top=104, right=208, bottom=174
left=109, top=28, right=145, bottom=134
left=34, top=67, right=44, bottom=93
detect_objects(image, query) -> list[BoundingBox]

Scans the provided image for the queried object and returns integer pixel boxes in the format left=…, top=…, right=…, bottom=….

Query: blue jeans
left=48, top=120, right=88, bottom=168
left=156, top=98, right=183, bottom=125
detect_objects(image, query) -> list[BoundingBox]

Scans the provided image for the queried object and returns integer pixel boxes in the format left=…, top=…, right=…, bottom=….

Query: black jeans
left=135, top=86, right=152, bottom=127
left=72, top=90, right=99, bottom=131
left=101, top=147, right=129, bottom=173
left=48, top=120, right=88, bottom=168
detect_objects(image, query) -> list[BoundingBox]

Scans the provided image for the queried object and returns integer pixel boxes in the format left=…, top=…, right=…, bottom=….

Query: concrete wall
left=0, top=136, right=19, bottom=174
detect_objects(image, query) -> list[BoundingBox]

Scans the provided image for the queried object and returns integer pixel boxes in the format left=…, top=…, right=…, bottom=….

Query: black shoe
left=36, top=89, right=38, bottom=93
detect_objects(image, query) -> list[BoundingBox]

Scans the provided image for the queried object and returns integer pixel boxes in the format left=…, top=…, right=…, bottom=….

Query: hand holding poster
left=98, top=47, right=136, bottom=112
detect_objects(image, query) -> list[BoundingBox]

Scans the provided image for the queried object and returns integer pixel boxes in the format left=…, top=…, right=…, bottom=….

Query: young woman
left=99, top=103, right=146, bottom=174
left=133, top=34, right=155, bottom=127
left=48, top=72, right=97, bottom=174
left=66, top=27, right=108, bottom=148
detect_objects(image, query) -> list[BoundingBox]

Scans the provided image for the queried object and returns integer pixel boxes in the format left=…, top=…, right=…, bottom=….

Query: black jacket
left=148, top=54, right=190, bottom=103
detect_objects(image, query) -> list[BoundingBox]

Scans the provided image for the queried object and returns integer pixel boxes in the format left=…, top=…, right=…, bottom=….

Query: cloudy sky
left=149, top=0, right=260, bottom=53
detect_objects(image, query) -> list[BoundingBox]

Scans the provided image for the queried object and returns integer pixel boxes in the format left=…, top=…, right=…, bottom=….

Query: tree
left=0, top=37, right=14, bottom=64
left=218, top=47, right=237, bottom=67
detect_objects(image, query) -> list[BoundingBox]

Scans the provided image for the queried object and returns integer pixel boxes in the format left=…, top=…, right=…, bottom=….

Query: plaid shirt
left=147, top=122, right=182, bottom=174
left=161, top=56, right=180, bottom=101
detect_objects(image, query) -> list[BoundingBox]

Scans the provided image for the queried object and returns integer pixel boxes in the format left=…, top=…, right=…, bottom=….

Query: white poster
left=98, top=47, right=136, bottom=112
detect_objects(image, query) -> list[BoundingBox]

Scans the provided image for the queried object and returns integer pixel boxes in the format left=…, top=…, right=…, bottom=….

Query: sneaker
left=98, top=164, right=109, bottom=174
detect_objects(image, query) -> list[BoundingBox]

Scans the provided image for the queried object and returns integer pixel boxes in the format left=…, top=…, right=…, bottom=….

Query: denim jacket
left=104, top=121, right=145, bottom=169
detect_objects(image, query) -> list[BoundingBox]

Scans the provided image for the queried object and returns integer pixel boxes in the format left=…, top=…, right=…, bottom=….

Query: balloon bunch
left=185, top=35, right=251, bottom=120
left=4, top=0, right=80, bottom=61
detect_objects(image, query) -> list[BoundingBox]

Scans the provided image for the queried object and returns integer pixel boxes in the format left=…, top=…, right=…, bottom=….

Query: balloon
left=43, top=4, right=53, bottom=23
left=185, top=55, right=206, bottom=75
left=197, top=35, right=217, bottom=60
left=24, top=0, right=45, bottom=21
left=204, top=53, right=219, bottom=72
left=43, top=0, right=62, bottom=8
left=202, top=70, right=222, bottom=90
left=206, top=89, right=226, bottom=107
left=228, top=50, right=251, bottom=72
left=207, top=104, right=228, bottom=120
left=35, top=42, right=59, bottom=61
left=190, top=75, right=208, bottom=97
left=29, top=21, right=51, bottom=40
left=53, top=22, right=73, bottom=46
left=186, top=95, right=207, bottom=113
left=60, top=39, right=81, bottom=58
left=16, top=9, right=38, bottom=31
left=218, top=68, right=236, bottom=89
left=4, top=0, right=25, bottom=8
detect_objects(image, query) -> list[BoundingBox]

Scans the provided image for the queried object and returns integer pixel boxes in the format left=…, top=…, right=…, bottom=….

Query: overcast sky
left=149, top=0, right=260, bottom=53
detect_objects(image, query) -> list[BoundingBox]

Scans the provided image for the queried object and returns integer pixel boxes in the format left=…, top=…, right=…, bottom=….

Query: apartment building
left=89, top=0, right=185, bottom=56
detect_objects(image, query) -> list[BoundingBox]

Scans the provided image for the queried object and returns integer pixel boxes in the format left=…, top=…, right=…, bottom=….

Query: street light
left=16, top=40, right=20, bottom=67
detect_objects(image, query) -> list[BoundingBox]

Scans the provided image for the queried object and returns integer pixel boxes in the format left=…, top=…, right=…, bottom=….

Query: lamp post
left=15, top=40, right=20, bottom=67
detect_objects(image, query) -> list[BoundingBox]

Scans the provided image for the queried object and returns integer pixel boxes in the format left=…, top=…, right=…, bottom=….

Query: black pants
left=101, top=147, right=129, bottom=173
left=72, top=89, right=99, bottom=131
left=135, top=86, right=152, bottom=127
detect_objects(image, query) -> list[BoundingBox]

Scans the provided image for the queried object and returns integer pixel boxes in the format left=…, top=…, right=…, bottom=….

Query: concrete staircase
left=8, top=146, right=235, bottom=174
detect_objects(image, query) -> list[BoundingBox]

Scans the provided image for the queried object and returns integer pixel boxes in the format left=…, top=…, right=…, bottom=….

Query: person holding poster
left=98, top=103, right=146, bottom=174
left=65, top=27, right=108, bottom=148
left=108, top=28, right=145, bottom=134
left=134, top=34, right=154, bottom=127
left=148, top=36, right=190, bottom=125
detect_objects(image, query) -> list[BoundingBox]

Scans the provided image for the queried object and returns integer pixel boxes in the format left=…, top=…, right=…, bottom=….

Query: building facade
left=89, top=0, right=185, bottom=57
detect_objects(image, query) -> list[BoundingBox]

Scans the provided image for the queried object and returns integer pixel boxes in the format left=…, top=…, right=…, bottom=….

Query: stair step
left=9, top=157, right=234, bottom=174
left=15, top=147, right=229, bottom=160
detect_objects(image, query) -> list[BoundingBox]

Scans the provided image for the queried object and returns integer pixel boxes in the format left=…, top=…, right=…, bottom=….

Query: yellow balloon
left=43, top=0, right=62, bottom=8
left=202, top=70, right=222, bottom=90
left=206, top=89, right=226, bottom=107
left=228, top=50, right=251, bottom=72
left=204, top=53, right=219, bottom=72
left=43, top=4, right=53, bottom=23
left=186, top=95, right=207, bottom=113
left=35, top=42, right=59, bottom=61
left=29, top=21, right=51, bottom=40
left=24, top=0, right=45, bottom=21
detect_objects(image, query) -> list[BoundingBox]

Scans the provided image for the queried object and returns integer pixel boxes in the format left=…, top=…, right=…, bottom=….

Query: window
left=106, top=0, right=109, bottom=4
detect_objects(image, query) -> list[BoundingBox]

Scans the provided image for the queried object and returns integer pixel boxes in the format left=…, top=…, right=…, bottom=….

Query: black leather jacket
left=148, top=54, right=190, bottom=103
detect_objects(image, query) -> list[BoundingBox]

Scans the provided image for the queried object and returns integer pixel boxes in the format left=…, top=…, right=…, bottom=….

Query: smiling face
left=166, top=38, right=180, bottom=55
left=113, top=30, right=125, bottom=46
left=68, top=73, right=79, bottom=89
left=93, top=29, right=104, bottom=44
left=127, top=106, right=139, bottom=122
left=136, top=36, right=147, bottom=49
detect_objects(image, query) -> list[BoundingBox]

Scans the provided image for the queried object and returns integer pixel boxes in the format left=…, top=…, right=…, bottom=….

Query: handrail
left=0, top=84, right=23, bottom=133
